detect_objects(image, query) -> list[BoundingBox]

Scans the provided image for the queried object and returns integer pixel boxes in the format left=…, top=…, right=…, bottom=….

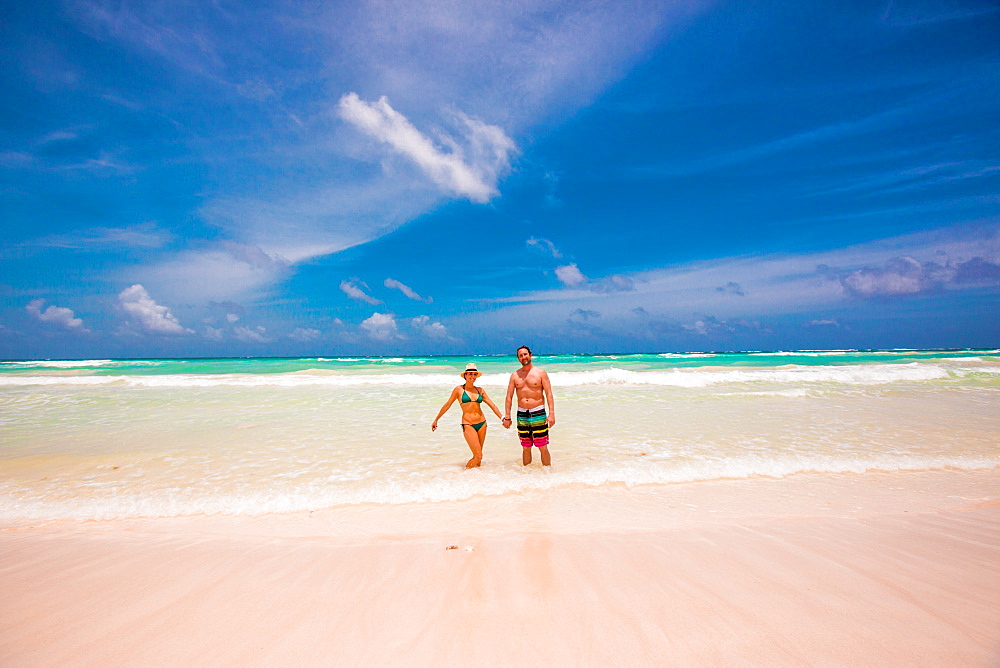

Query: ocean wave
left=0, top=362, right=970, bottom=388
left=315, top=357, right=413, bottom=363
left=1, top=359, right=116, bottom=368
left=0, top=359, right=168, bottom=369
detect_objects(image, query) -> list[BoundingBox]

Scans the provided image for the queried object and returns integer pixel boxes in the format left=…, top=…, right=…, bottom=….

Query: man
left=502, top=345, right=555, bottom=466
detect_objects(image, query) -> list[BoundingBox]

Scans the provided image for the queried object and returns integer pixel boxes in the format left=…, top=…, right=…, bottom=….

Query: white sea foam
left=548, top=364, right=951, bottom=386
left=1, top=359, right=116, bottom=368
left=2, top=452, right=996, bottom=521
left=319, top=357, right=411, bottom=363
left=657, top=352, right=715, bottom=358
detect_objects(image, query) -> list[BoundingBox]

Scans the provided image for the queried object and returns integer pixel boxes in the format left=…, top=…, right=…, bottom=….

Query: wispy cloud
left=384, top=278, right=432, bottom=303
left=633, top=93, right=962, bottom=181
left=527, top=237, right=563, bottom=258
left=32, top=223, right=172, bottom=251
left=46, top=0, right=711, bottom=311
left=340, top=279, right=382, bottom=305
left=127, top=245, right=291, bottom=304
left=880, top=1, right=1000, bottom=27
left=338, top=93, right=515, bottom=203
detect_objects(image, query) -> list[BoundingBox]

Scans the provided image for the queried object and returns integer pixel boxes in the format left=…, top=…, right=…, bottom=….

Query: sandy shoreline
left=3, top=469, right=999, bottom=666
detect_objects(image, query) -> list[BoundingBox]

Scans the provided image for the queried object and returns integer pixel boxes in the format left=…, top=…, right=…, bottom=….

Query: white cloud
left=59, top=1, right=710, bottom=307
left=340, top=278, right=382, bottom=305
left=411, top=315, right=449, bottom=339
left=234, top=325, right=270, bottom=343
left=458, top=222, right=1000, bottom=336
left=127, top=245, right=291, bottom=304
left=203, top=325, right=224, bottom=341
left=24, top=222, right=172, bottom=252
left=289, top=327, right=321, bottom=342
left=360, top=312, right=400, bottom=341
left=118, top=284, right=193, bottom=336
left=527, top=237, right=562, bottom=258
left=337, top=93, right=515, bottom=203
left=555, top=263, right=588, bottom=287
left=226, top=313, right=240, bottom=323
left=385, top=278, right=432, bottom=303
left=26, top=299, right=88, bottom=332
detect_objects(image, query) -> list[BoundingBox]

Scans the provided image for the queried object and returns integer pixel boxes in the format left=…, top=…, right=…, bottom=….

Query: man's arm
left=541, top=370, right=555, bottom=428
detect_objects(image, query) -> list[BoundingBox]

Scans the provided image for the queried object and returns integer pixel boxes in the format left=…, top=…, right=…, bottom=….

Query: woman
left=431, top=362, right=504, bottom=468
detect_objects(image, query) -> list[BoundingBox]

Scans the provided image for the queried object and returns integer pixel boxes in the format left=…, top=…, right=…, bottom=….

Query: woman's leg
left=463, top=425, right=483, bottom=468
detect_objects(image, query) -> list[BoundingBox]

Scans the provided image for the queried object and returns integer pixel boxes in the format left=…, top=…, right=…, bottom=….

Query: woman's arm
left=431, top=387, right=459, bottom=431
left=480, top=389, right=504, bottom=419
left=502, top=373, right=515, bottom=427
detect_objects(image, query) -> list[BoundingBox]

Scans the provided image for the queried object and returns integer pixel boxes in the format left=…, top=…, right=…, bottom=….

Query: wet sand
left=2, top=469, right=998, bottom=666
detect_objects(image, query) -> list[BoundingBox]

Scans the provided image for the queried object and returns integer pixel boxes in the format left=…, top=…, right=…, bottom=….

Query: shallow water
left=1, top=350, right=998, bottom=519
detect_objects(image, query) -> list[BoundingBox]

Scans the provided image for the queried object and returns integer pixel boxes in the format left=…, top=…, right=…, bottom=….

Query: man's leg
left=522, top=446, right=532, bottom=465
left=538, top=445, right=551, bottom=466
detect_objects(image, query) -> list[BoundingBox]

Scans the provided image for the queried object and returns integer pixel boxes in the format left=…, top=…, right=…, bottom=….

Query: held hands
left=501, top=416, right=512, bottom=429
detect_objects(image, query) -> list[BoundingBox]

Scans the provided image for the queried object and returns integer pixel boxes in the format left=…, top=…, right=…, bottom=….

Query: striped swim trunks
left=517, top=406, right=549, bottom=448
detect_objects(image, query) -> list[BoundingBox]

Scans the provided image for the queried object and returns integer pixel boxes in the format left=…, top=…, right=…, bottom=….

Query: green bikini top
left=461, top=387, right=483, bottom=404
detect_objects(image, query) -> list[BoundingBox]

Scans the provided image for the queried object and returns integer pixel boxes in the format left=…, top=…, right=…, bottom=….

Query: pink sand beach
left=3, top=468, right=998, bottom=666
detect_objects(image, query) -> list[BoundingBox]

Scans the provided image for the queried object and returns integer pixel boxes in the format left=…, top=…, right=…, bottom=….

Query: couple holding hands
left=431, top=346, right=555, bottom=469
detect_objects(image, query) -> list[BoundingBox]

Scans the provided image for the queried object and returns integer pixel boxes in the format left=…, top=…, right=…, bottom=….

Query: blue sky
left=2, top=0, right=999, bottom=358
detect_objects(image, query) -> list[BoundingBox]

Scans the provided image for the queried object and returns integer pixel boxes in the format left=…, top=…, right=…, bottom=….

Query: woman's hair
left=517, top=345, right=532, bottom=355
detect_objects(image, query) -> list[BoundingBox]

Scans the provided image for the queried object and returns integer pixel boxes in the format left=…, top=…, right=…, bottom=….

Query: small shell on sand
left=445, top=545, right=458, bottom=550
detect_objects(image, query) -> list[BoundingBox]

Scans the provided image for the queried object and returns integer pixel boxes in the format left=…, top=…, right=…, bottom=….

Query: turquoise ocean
left=1, top=350, right=998, bottom=521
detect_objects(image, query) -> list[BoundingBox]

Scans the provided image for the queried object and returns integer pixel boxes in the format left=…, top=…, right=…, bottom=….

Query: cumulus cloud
left=527, top=237, right=562, bottom=258
left=410, top=315, right=449, bottom=339
left=289, top=327, right=322, bottom=342
left=822, top=256, right=953, bottom=298
left=203, top=325, right=224, bottom=341
left=118, top=284, right=193, bottom=335
left=683, top=316, right=767, bottom=336
left=26, top=299, right=88, bottom=332
left=385, top=278, right=432, bottom=303
left=816, top=242, right=1000, bottom=300
left=234, top=325, right=270, bottom=343
left=360, top=312, right=400, bottom=341
left=337, top=93, right=515, bottom=203
left=555, top=263, right=588, bottom=287
left=340, top=278, right=382, bottom=305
